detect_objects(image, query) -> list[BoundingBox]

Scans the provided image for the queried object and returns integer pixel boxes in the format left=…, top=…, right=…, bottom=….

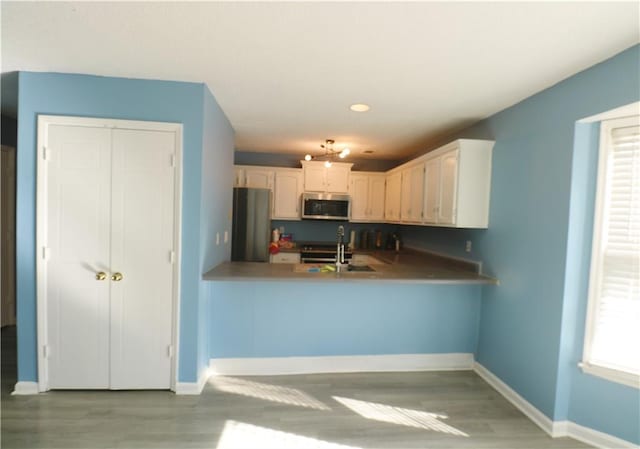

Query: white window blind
left=583, top=115, right=640, bottom=385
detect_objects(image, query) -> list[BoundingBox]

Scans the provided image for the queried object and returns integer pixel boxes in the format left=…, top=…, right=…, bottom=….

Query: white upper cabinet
left=234, top=165, right=274, bottom=189
left=301, top=161, right=352, bottom=193
left=423, top=157, right=440, bottom=223
left=349, top=172, right=386, bottom=222
left=438, top=150, right=459, bottom=225
left=272, top=168, right=303, bottom=220
left=421, top=139, right=493, bottom=228
left=369, top=175, right=386, bottom=221
left=384, top=171, right=402, bottom=222
left=399, top=163, right=425, bottom=224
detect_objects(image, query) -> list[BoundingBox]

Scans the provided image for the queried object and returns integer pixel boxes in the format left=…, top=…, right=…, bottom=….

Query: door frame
left=36, top=115, right=183, bottom=392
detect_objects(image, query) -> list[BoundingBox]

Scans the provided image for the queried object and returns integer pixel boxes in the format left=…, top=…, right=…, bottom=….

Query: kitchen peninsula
left=204, top=248, right=497, bottom=371
left=204, top=248, right=497, bottom=284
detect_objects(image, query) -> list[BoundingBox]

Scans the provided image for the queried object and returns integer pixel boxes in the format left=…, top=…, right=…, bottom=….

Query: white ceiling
left=2, top=2, right=639, bottom=160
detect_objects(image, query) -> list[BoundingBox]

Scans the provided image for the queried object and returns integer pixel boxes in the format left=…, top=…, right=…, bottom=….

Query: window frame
left=581, top=115, right=640, bottom=389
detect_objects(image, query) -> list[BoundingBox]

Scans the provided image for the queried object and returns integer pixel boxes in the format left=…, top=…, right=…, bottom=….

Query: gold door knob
left=95, top=272, right=107, bottom=281
left=111, top=272, right=123, bottom=282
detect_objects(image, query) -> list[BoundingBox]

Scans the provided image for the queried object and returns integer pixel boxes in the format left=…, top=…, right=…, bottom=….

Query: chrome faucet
left=336, top=225, right=346, bottom=272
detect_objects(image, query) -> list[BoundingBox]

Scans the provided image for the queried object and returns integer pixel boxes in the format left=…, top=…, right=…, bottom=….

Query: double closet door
left=38, top=116, right=180, bottom=390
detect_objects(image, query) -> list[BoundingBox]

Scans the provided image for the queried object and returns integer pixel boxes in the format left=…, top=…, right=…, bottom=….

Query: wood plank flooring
left=1, top=327, right=591, bottom=448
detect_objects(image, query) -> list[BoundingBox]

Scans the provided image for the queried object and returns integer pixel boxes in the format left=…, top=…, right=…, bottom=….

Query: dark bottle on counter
left=375, top=230, right=383, bottom=249
left=385, top=232, right=395, bottom=250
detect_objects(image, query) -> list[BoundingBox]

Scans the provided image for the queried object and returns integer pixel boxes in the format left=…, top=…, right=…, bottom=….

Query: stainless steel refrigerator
left=231, top=187, right=271, bottom=262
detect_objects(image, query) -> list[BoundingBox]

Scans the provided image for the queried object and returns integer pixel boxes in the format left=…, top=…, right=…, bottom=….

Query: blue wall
left=272, top=220, right=398, bottom=246
left=210, top=282, right=481, bottom=358
left=235, top=150, right=399, bottom=172
left=198, top=88, right=235, bottom=380
left=16, top=72, right=234, bottom=384
left=392, top=46, right=640, bottom=442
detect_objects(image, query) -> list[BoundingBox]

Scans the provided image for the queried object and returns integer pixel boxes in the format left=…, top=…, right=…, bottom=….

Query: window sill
left=579, top=362, right=640, bottom=389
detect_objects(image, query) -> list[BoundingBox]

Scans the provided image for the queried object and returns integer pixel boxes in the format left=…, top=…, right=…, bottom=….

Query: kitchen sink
left=294, top=263, right=376, bottom=273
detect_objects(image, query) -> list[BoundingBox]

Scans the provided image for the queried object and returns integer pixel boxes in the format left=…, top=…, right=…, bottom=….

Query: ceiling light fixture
left=350, top=103, right=370, bottom=112
left=304, top=139, right=350, bottom=166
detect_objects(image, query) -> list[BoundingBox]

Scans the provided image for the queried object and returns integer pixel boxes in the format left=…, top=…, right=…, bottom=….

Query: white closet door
left=109, top=129, right=175, bottom=389
left=46, top=124, right=112, bottom=389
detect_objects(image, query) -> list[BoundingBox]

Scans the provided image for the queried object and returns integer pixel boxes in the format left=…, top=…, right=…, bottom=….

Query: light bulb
left=339, top=148, right=350, bottom=158
left=324, top=160, right=332, bottom=168
left=305, top=154, right=312, bottom=161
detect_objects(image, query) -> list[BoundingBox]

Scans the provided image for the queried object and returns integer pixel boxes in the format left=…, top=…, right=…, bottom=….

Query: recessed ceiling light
left=350, top=103, right=370, bottom=112
left=363, top=150, right=374, bottom=154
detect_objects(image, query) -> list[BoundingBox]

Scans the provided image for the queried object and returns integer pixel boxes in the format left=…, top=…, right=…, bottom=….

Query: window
left=582, top=115, right=640, bottom=388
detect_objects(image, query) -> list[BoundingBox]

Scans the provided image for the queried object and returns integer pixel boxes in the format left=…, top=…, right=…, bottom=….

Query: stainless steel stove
left=299, top=242, right=353, bottom=264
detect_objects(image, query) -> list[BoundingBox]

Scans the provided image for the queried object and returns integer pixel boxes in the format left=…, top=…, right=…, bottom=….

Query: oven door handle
left=301, top=257, right=338, bottom=263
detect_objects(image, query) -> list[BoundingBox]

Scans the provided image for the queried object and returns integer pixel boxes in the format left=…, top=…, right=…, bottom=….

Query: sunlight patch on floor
left=332, top=396, right=468, bottom=437
left=216, top=420, right=362, bottom=449
left=210, top=376, right=331, bottom=410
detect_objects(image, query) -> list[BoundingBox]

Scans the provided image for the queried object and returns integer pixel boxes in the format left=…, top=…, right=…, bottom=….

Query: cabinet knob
left=111, top=272, right=123, bottom=282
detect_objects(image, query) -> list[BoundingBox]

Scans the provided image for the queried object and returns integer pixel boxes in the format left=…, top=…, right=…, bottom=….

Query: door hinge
left=169, top=251, right=175, bottom=264
left=43, top=345, right=49, bottom=359
left=170, top=154, right=176, bottom=168
left=167, top=345, right=174, bottom=358
left=42, top=247, right=51, bottom=260
left=42, top=146, right=50, bottom=161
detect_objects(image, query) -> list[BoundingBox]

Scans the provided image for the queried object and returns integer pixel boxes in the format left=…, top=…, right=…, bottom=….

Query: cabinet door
left=439, top=150, right=459, bottom=225
left=245, top=168, right=274, bottom=189
left=368, top=175, right=386, bottom=221
left=350, top=174, right=370, bottom=221
left=423, top=158, right=440, bottom=223
left=408, top=164, right=425, bottom=222
left=385, top=172, right=402, bottom=222
left=234, top=167, right=245, bottom=187
left=273, top=170, right=302, bottom=220
left=304, top=164, right=326, bottom=192
left=326, top=165, right=350, bottom=193
left=400, top=169, right=412, bottom=221
left=400, top=164, right=424, bottom=223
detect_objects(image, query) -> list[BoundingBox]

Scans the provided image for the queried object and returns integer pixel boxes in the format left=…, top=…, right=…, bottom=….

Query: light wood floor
left=1, top=327, right=590, bottom=449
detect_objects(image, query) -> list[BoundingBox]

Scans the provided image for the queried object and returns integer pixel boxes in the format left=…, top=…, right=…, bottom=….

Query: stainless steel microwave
left=301, top=192, right=350, bottom=221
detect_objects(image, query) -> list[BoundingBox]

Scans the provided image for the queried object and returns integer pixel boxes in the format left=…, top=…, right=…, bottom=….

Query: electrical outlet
left=279, top=226, right=285, bottom=234
left=216, top=232, right=220, bottom=245
left=465, top=240, right=472, bottom=253
left=224, top=230, right=229, bottom=243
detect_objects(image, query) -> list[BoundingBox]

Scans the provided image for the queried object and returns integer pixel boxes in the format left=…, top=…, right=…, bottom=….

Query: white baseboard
left=473, top=362, right=555, bottom=435
left=12, top=381, right=39, bottom=395
left=473, top=362, right=637, bottom=449
left=174, top=368, right=211, bottom=395
left=209, top=353, right=474, bottom=376
left=563, top=421, right=638, bottom=449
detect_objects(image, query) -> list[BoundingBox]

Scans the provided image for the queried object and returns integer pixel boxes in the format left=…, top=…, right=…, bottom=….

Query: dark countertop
left=203, top=248, right=497, bottom=285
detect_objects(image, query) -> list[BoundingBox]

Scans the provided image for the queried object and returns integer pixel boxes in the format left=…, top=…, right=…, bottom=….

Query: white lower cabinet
left=272, top=169, right=302, bottom=220
left=270, top=252, right=301, bottom=264
left=349, top=172, right=386, bottom=222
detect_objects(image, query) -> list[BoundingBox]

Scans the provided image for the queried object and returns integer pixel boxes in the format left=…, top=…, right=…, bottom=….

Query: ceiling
left=2, top=2, right=638, bottom=160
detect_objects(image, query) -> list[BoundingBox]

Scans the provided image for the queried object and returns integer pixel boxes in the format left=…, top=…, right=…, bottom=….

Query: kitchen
left=211, top=139, right=496, bottom=282
left=2, top=2, right=639, bottom=448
